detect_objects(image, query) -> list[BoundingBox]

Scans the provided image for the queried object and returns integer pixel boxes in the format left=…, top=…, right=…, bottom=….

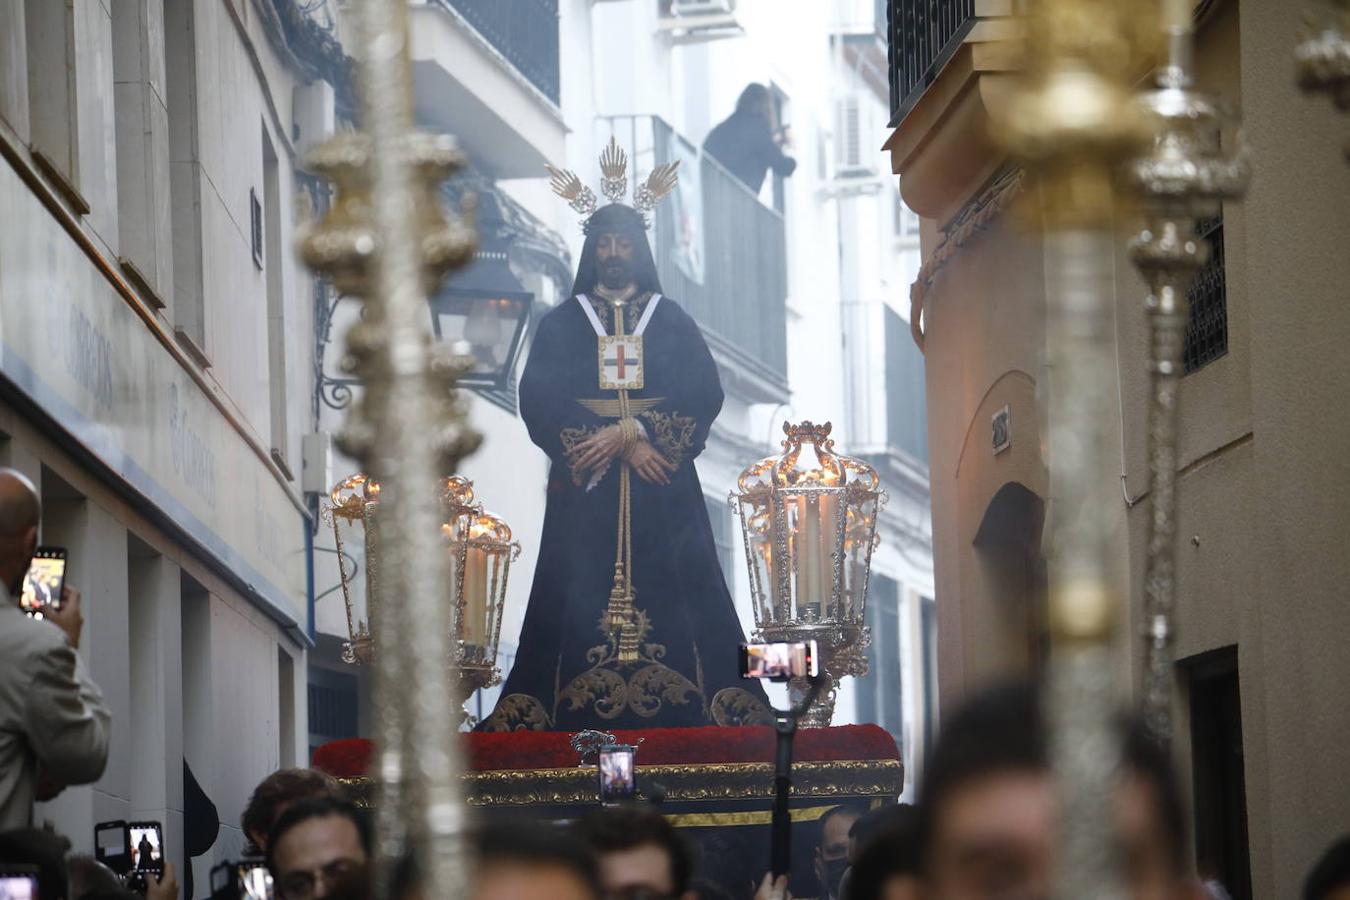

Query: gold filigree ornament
left=556, top=608, right=705, bottom=722
left=599, top=136, right=629, bottom=203
left=546, top=137, right=681, bottom=221
left=545, top=164, right=597, bottom=217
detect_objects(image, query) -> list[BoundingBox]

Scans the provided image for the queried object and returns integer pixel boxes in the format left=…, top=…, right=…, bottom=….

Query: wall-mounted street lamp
left=430, top=193, right=533, bottom=391
left=317, top=190, right=533, bottom=408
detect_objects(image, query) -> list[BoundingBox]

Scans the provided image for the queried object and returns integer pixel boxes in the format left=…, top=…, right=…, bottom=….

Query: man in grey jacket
left=0, top=468, right=110, bottom=829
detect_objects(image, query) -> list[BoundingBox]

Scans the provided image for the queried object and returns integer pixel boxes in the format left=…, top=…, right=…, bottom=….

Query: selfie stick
left=770, top=675, right=824, bottom=878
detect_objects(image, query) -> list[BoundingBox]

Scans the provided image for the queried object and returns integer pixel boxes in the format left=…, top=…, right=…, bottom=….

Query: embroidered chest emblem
left=598, top=335, right=644, bottom=390
left=578, top=293, right=662, bottom=393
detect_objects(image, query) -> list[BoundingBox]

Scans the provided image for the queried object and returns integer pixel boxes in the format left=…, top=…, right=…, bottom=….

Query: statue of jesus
left=480, top=141, right=769, bottom=731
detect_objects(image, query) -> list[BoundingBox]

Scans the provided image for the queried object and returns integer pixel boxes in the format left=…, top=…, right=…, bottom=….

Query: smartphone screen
left=0, top=869, right=39, bottom=900
left=127, top=822, right=164, bottom=875
left=94, top=820, right=130, bottom=875
left=598, top=745, right=637, bottom=805
left=20, top=547, right=66, bottom=616
left=739, top=640, right=819, bottom=681
left=237, top=863, right=274, bottom=900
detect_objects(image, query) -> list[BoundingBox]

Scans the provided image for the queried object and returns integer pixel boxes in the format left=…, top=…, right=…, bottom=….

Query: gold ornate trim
left=479, top=693, right=554, bottom=732
left=666, top=798, right=887, bottom=828
left=579, top=397, right=665, bottom=417
left=639, top=409, right=697, bottom=468
left=339, top=758, right=902, bottom=808
left=560, top=424, right=604, bottom=485
left=710, top=687, right=775, bottom=727
left=556, top=608, right=708, bottom=722
left=909, top=167, right=1025, bottom=350
left=586, top=291, right=654, bottom=335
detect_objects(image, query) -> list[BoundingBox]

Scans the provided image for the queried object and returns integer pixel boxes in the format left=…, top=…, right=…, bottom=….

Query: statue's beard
left=600, top=258, right=634, bottom=290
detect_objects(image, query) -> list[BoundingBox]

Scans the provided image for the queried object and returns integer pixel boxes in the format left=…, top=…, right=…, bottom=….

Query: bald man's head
left=0, top=469, right=40, bottom=534
left=0, top=469, right=40, bottom=593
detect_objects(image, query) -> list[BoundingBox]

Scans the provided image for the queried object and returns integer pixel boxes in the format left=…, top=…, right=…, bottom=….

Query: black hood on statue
left=570, top=203, right=663, bottom=298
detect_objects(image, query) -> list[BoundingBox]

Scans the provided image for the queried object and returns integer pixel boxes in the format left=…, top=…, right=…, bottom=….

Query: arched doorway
left=973, top=482, right=1049, bottom=676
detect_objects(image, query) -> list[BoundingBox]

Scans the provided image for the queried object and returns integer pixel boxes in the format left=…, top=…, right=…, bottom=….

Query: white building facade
left=0, top=0, right=342, bottom=891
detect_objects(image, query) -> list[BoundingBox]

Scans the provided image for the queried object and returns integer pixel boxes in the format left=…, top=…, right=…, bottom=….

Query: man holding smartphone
left=0, top=468, right=111, bottom=829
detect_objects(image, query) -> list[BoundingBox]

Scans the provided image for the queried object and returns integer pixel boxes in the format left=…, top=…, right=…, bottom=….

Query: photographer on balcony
left=703, top=83, right=798, bottom=196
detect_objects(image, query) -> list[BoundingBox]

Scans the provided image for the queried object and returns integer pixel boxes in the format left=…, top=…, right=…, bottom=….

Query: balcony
left=832, top=0, right=891, bottom=105
left=435, top=0, right=559, bottom=104
left=887, top=0, right=977, bottom=125
left=604, top=115, right=789, bottom=402
left=403, top=0, right=565, bottom=178
left=881, top=0, right=1016, bottom=220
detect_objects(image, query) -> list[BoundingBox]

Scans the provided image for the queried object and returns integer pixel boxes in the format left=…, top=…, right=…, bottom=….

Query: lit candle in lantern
left=818, top=491, right=840, bottom=614
left=462, top=518, right=490, bottom=648
left=362, top=500, right=380, bottom=619
left=797, top=494, right=822, bottom=619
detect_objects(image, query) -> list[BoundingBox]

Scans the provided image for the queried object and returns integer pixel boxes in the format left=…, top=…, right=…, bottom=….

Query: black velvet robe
left=480, top=293, right=769, bottom=731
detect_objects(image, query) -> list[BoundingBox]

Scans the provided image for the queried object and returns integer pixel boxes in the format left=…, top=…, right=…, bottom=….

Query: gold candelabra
left=733, top=422, right=884, bottom=728
left=296, top=0, right=479, bottom=894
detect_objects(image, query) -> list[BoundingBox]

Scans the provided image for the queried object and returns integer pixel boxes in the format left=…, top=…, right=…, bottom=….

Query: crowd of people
left=3, top=468, right=1350, bottom=899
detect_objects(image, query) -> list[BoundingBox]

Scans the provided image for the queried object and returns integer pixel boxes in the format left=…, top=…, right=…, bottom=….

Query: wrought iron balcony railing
left=605, top=115, right=790, bottom=398
left=887, top=0, right=977, bottom=125
left=435, top=0, right=560, bottom=105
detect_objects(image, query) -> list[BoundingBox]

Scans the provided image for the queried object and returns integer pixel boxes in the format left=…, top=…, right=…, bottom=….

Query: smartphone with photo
left=94, top=820, right=131, bottom=875
left=127, top=821, right=164, bottom=876
left=597, top=744, right=636, bottom=805
left=19, top=547, right=66, bottom=618
left=236, top=861, right=274, bottom=900
left=739, top=640, right=819, bottom=681
left=0, top=867, right=39, bottom=900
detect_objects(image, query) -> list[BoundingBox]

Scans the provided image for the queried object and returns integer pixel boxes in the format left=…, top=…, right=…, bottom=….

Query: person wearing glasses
left=266, top=797, right=370, bottom=900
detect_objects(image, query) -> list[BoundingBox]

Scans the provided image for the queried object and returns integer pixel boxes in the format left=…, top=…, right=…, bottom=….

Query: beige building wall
left=885, top=0, right=1350, bottom=895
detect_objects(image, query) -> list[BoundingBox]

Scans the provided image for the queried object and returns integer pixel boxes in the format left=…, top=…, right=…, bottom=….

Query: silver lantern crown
left=733, top=421, right=886, bottom=727
left=325, top=473, right=520, bottom=701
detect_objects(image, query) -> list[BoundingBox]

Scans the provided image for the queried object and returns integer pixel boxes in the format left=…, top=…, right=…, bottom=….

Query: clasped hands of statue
left=572, top=423, right=678, bottom=485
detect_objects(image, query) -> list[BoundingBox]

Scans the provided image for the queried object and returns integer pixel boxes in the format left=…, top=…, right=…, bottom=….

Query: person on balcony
left=702, top=83, right=798, bottom=195
left=478, top=140, right=769, bottom=732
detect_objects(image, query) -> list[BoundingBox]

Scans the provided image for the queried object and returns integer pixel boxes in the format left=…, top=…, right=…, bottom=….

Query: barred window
left=308, top=670, right=359, bottom=746
left=1184, top=214, right=1228, bottom=374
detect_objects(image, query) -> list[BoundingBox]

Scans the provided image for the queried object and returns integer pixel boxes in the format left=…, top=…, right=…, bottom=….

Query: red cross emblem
left=599, top=336, right=644, bottom=390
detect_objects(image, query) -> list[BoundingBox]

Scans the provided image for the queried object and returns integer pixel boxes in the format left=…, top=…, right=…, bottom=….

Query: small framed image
left=992, top=404, right=1011, bottom=456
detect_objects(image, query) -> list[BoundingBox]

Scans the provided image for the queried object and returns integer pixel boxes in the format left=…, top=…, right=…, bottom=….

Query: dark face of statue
left=595, top=231, right=637, bottom=291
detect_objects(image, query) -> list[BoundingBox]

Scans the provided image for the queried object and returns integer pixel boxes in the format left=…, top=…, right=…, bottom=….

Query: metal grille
left=1184, top=214, right=1228, bottom=374
left=436, top=0, right=561, bottom=105
left=646, top=117, right=789, bottom=392
left=308, top=676, right=359, bottom=741
left=888, top=0, right=977, bottom=125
